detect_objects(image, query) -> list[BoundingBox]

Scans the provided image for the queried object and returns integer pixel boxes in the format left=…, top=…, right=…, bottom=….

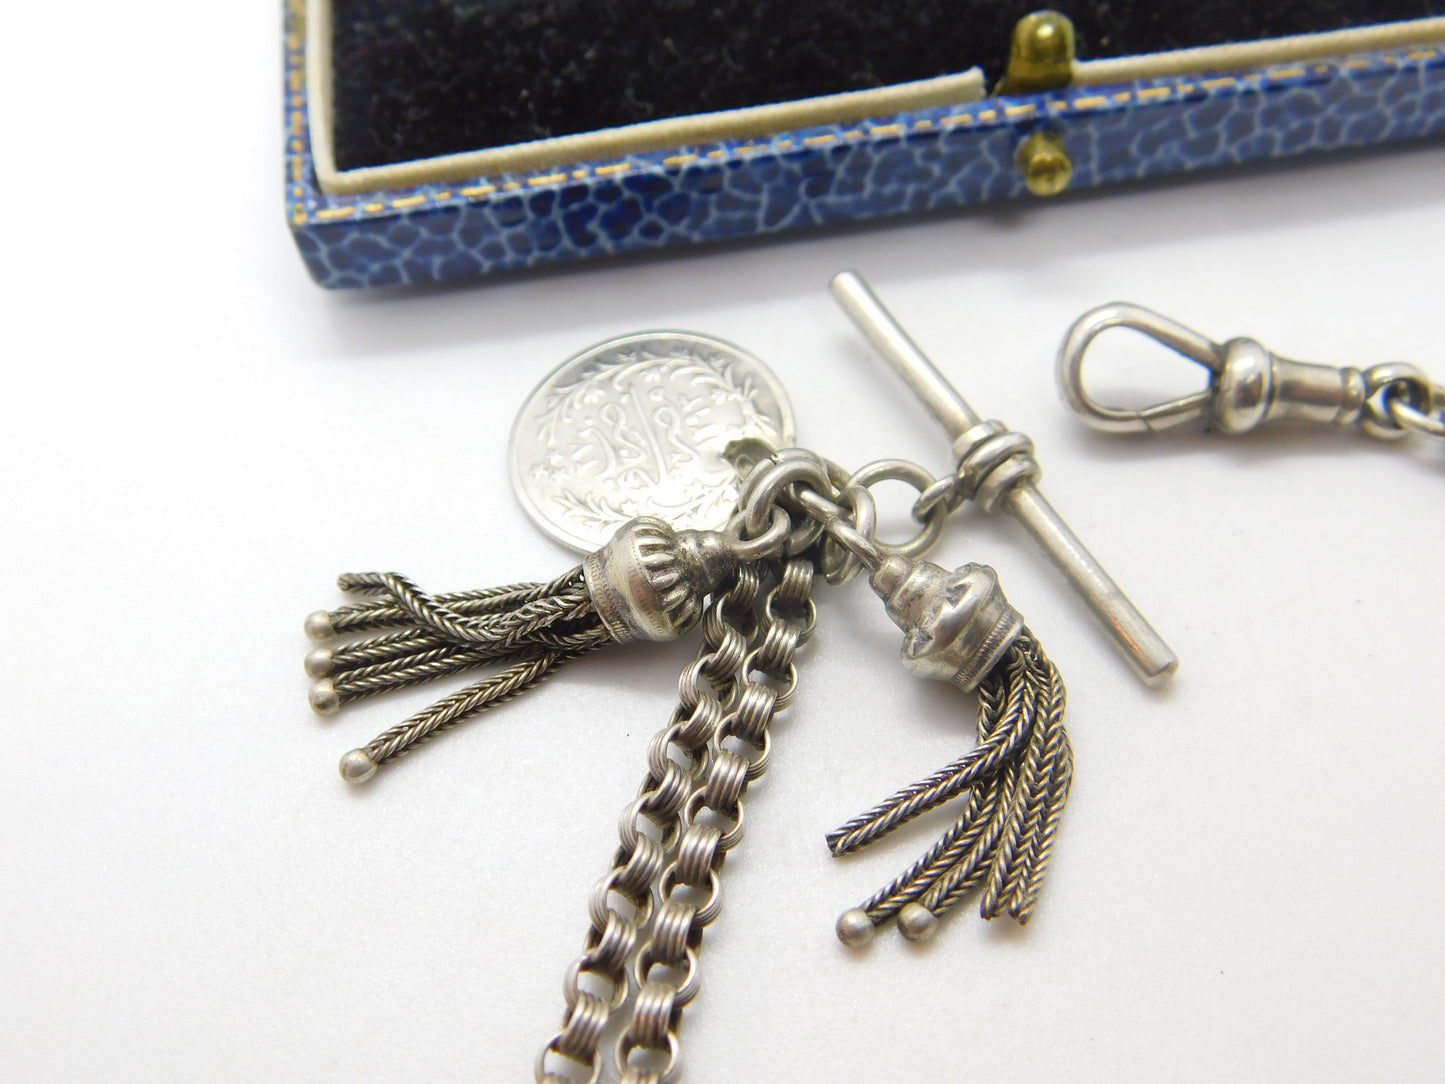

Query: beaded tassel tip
left=301, top=518, right=742, bottom=782
left=304, top=567, right=607, bottom=781
left=831, top=554, right=1074, bottom=944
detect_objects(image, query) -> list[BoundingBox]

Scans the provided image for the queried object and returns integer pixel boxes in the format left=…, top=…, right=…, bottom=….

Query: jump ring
left=740, top=455, right=831, bottom=535
left=723, top=505, right=790, bottom=562
left=1385, top=386, right=1445, bottom=439
left=845, top=459, right=947, bottom=559
left=1363, top=364, right=1433, bottom=441
left=821, top=484, right=879, bottom=584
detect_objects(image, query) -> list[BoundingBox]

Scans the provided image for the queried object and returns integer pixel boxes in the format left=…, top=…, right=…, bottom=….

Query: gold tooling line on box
left=285, top=0, right=1445, bottom=229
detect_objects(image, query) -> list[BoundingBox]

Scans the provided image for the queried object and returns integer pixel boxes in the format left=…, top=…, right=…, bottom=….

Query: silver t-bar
left=830, top=270, right=1179, bottom=687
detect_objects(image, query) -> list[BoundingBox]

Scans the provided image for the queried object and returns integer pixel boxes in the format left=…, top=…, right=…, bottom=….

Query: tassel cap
left=869, top=556, right=1022, bottom=692
left=583, top=517, right=735, bottom=643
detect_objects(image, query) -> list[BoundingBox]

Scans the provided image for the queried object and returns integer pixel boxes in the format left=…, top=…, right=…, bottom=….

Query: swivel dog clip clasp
left=1057, top=301, right=1441, bottom=442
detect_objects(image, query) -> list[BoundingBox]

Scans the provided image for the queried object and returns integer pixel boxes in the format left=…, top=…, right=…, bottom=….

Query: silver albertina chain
left=537, top=558, right=814, bottom=1084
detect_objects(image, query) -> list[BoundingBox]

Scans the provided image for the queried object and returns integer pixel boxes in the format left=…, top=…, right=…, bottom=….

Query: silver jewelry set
left=301, top=272, right=1442, bottom=1084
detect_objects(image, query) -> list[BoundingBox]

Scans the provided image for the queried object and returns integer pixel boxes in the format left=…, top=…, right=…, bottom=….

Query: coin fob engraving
left=510, top=332, right=796, bottom=553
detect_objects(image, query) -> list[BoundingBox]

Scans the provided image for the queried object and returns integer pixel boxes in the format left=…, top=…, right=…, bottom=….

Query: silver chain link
left=537, top=565, right=765, bottom=1084
left=537, top=439, right=1078, bottom=1081
left=613, top=558, right=815, bottom=1084
left=1381, top=375, right=1445, bottom=441
left=535, top=557, right=816, bottom=1084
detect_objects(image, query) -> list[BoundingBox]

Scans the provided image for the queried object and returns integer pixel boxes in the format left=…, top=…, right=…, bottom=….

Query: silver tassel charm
left=302, top=517, right=742, bottom=783
left=832, top=555, right=1074, bottom=946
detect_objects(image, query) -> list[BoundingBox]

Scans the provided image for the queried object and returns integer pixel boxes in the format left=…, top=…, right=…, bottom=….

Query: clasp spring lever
left=1057, top=302, right=1437, bottom=441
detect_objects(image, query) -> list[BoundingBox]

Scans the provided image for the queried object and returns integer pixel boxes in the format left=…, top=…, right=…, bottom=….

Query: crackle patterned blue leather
left=284, top=5, right=1445, bottom=289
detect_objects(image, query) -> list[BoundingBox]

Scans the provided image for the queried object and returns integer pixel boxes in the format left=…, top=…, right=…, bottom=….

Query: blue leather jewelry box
left=285, top=2, right=1445, bottom=289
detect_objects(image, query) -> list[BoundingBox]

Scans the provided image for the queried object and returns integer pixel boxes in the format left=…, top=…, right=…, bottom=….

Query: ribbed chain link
left=536, top=566, right=763, bottom=1084
left=613, top=557, right=816, bottom=1084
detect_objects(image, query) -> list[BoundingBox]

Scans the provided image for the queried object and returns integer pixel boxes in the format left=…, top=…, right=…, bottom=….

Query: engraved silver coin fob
left=302, top=272, right=1177, bottom=1084
left=510, top=331, right=795, bottom=553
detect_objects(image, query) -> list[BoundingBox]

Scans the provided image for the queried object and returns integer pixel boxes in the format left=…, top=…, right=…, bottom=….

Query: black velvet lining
left=331, top=0, right=1443, bottom=171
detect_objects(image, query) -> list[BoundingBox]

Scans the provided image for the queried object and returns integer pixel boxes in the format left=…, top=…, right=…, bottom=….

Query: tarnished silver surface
left=826, top=628, right=1071, bottom=938
left=510, top=332, right=795, bottom=553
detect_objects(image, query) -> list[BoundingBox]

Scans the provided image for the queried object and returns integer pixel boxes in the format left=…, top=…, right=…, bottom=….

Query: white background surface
left=4, top=7, right=1444, bottom=1082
